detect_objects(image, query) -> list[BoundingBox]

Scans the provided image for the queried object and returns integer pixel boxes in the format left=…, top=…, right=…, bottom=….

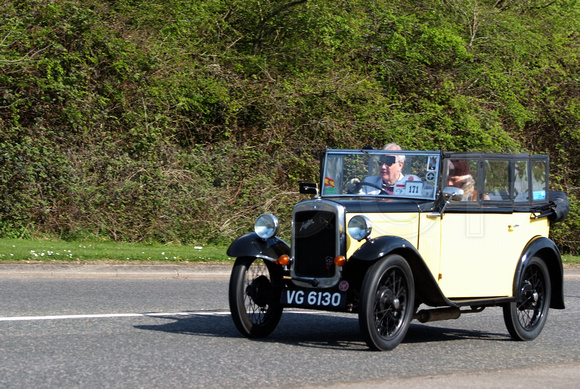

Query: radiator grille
left=294, top=210, right=337, bottom=278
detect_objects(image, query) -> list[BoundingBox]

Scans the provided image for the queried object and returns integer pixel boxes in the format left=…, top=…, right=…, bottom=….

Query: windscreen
left=322, top=150, right=440, bottom=200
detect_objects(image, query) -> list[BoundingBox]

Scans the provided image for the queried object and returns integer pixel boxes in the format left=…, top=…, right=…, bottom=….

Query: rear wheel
left=228, top=257, right=283, bottom=338
left=503, top=257, right=551, bottom=341
left=359, top=255, right=415, bottom=351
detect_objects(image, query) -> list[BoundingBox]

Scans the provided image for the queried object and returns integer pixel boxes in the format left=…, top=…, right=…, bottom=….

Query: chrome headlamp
left=348, top=215, right=372, bottom=241
left=254, top=213, right=279, bottom=239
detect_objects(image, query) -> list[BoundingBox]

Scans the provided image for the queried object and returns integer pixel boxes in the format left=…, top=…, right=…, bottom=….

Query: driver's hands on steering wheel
left=346, top=178, right=361, bottom=194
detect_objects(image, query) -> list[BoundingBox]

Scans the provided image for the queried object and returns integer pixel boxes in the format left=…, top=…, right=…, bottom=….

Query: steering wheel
left=361, top=182, right=389, bottom=195
left=349, top=180, right=388, bottom=195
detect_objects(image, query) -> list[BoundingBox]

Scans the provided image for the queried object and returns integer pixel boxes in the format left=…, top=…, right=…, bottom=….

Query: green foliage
left=0, top=0, right=579, bottom=252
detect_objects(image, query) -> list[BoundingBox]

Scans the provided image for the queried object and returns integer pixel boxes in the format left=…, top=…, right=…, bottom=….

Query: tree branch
left=253, top=0, right=308, bottom=54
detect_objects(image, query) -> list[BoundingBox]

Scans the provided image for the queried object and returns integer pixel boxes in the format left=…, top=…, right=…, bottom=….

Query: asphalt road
left=0, top=264, right=579, bottom=388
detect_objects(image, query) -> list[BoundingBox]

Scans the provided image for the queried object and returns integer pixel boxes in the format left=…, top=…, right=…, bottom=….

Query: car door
left=434, top=154, right=551, bottom=299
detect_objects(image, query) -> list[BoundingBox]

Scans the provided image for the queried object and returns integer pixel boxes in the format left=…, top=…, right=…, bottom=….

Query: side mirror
left=299, top=182, right=318, bottom=195
left=443, top=186, right=464, bottom=202
left=428, top=187, right=464, bottom=220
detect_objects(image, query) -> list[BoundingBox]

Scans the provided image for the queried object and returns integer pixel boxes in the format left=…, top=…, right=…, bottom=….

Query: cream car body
left=227, top=149, right=568, bottom=350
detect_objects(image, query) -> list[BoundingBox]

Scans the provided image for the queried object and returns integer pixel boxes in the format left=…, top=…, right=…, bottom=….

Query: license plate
left=281, top=289, right=346, bottom=309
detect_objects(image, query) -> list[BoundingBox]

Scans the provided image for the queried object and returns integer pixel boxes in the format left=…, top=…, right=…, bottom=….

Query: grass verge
left=1, top=238, right=578, bottom=266
left=0, top=238, right=232, bottom=263
left=562, top=254, right=580, bottom=267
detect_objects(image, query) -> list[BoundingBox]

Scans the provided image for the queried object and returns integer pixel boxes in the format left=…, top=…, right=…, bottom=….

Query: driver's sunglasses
left=377, top=156, right=397, bottom=167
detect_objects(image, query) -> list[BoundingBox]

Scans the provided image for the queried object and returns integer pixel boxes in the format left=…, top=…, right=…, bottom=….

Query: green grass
left=562, top=254, right=580, bottom=266
left=1, top=238, right=578, bottom=265
left=0, top=238, right=232, bottom=263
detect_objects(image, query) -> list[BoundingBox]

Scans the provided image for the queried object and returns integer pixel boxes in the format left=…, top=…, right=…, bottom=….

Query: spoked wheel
left=503, top=256, right=551, bottom=341
left=359, top=255, right=415, bottom=351
left=228, top=256, right=283, bottom=338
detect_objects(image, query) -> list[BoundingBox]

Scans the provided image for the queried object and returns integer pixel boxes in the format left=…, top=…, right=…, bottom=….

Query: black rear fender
left=515, top=236, right=565, bottom=309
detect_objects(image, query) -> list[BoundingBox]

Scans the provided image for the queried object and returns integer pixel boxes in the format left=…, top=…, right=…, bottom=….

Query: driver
left=362, top=143, right=405, bottom=195
left=347, top=143, right=411, bottom=195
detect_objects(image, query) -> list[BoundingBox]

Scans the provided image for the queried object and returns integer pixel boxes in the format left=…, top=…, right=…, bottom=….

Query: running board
left=447, top=296, right=514, bottom=307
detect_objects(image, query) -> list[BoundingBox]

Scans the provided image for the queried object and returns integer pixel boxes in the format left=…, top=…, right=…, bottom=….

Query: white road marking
left=0, top=309, right=349, bottom=322
left=0, top=311, right=230, bottom=322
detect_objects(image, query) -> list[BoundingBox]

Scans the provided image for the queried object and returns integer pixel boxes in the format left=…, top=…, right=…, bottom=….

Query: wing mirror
left=428, top=187, right=465, bottom=219
left=299, top=182, right=319, bottom=196
left=443, top=186, right=464, bottom=202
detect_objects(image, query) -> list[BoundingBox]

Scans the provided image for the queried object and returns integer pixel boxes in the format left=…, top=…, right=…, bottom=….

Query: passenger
left=447, top=159, right=476, bottom=201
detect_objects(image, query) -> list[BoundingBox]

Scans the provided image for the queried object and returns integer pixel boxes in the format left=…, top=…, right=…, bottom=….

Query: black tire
left=228, top=257, right=283, bottom=338
left=359, top=255, right=415, bottom=351
left=503, top=257, right=551, bottom=341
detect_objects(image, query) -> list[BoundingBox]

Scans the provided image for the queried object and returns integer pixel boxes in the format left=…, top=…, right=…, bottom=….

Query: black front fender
left=227, top=232, right=290, bottom=263
left=514, top=236, right=565, bottom=309
left=349, top=236, right=449, bottom=306
left=350, top=236, right=420, bottom=262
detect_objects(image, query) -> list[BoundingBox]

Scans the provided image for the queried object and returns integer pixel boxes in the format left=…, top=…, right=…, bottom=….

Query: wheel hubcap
left=374, top=276, right=407, bottom=338
left=246, top=275, right=272, bottom=307
left=515, top=265, right=546, bottom=330
left=378, top=287, right=399, bottom=311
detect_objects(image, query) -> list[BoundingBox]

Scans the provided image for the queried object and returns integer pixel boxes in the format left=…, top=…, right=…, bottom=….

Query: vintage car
left=227, top=149, right=569, bottom=350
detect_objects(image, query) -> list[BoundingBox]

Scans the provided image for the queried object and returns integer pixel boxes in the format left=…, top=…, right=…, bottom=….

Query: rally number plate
left=281, top=289, right=346, bottom=309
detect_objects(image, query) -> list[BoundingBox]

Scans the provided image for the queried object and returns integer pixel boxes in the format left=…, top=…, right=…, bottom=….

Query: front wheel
left=228, top=257, right=283, bottom=338
left=503, top=257, right=551, bottom=341
left=359, top=255, right=415, bottom=351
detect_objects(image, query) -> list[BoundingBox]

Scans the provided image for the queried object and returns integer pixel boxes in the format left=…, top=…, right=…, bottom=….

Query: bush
left=0, top=0, right=578, bottom=252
